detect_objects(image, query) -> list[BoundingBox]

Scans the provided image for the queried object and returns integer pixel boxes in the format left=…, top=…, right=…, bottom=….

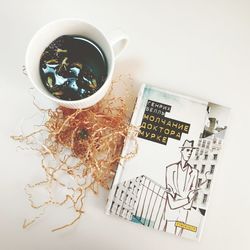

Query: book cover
left=105, top=84, right=230, bottom=240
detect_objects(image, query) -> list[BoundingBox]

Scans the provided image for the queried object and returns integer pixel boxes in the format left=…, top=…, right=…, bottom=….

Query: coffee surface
left=39, top=35, right=108, bottom=101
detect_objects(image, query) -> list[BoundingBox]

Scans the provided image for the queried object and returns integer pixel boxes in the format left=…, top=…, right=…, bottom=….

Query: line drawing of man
left=163, top=139, right=199, bottom=236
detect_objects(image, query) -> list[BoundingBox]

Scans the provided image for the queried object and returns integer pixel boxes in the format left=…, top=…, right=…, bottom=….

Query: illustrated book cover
left=105, top=84, right=230, bottom=240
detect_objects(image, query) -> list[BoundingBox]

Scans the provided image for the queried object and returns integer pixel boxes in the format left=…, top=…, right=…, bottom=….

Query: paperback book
left=106, top=84, right=230, bottom=240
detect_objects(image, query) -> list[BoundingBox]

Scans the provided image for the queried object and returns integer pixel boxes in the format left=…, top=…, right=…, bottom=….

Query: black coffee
left=39, top=35, right=108, bottom=101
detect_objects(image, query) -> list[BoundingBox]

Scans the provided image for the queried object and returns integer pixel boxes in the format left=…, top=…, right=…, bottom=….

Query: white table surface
left=0, top=0, right=250, bottom=249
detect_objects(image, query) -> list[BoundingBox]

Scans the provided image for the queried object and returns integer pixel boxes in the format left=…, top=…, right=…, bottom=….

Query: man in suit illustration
left=163, top=140, right=199, bottom=236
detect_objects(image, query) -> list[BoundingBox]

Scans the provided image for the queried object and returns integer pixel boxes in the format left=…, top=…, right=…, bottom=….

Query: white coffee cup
left=25, top=18, right=128, bottom=109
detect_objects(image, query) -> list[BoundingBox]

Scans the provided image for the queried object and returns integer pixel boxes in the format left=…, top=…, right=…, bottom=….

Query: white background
left=0, top=0, right=249, bottom=249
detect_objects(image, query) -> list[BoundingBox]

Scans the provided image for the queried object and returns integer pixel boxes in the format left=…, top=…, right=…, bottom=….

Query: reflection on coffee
left=39, top=35, right=108, bottom=101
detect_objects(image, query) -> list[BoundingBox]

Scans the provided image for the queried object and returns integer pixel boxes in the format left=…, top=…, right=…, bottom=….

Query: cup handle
left=107, top=29, right=129, bottom=58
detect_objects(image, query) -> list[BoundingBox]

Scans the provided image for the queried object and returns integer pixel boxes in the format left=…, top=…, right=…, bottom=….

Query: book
left=105, top=84, right=230, bottom=240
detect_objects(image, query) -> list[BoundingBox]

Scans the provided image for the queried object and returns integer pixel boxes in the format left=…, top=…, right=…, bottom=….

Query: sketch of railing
left=110, top=175, right=167, bottom=230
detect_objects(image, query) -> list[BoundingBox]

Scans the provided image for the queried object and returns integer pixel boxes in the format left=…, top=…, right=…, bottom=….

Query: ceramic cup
left=25, top=18, right=128, bottom=109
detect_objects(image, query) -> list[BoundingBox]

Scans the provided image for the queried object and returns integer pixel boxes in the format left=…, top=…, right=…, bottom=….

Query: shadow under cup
left=26, top=19, right=115, bottom=109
